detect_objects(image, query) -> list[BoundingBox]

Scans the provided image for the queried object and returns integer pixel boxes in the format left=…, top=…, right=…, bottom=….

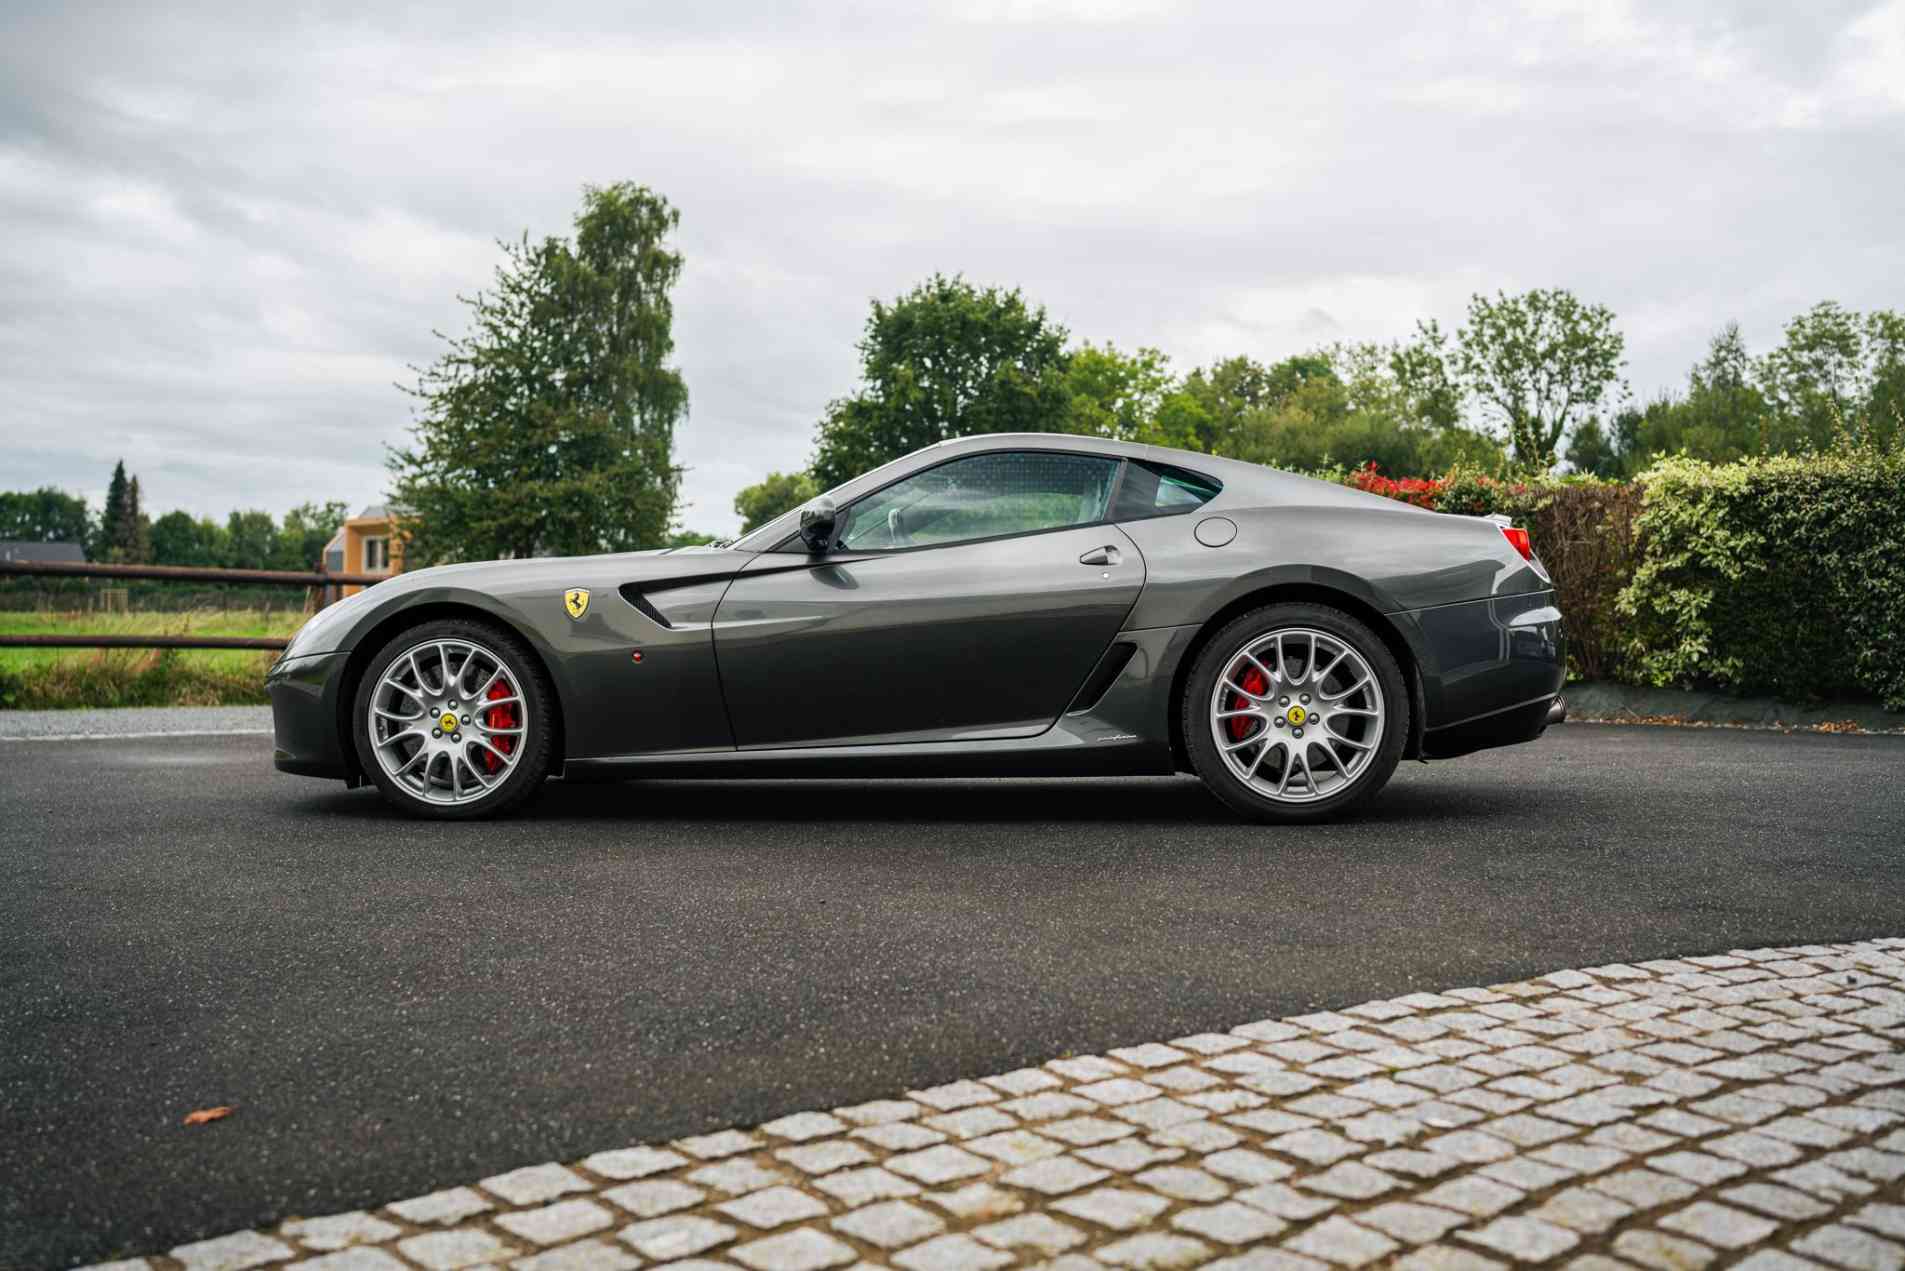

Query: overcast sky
left=3, top=1, right=1901, bottom=536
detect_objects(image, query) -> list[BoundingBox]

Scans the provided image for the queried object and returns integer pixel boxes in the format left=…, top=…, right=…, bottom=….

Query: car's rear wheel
left=351, top=618, right=553, bottom=819
left=1183, top=602, right=1408, bottom=823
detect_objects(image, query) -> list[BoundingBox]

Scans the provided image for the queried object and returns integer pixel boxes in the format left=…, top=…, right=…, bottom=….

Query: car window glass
left=1112, top=460, right=1223, bottom=520
left=840, top=451, right=1120, bottom=550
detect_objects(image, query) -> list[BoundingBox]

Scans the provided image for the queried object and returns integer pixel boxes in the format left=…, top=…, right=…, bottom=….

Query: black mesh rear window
left=1113, top=461, right=1222, bottom=521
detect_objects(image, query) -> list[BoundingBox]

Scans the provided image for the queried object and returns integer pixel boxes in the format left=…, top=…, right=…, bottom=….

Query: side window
left=1112, top=460, right=1222, bottom=521
left=840, top=452, right=1120, bottom=551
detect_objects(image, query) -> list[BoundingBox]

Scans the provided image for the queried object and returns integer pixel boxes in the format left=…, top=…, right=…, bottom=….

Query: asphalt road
left=3, top=723, right=1903, bottom=1268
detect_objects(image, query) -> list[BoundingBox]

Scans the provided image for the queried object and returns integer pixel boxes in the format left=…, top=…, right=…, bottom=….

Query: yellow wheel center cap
left=1287, top=706, right=1308, bottom=726
left=440, top=711, right=459, bottom=732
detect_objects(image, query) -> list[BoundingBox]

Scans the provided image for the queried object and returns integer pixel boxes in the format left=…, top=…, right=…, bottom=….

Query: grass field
left=0, top=610, right=309, bottom=709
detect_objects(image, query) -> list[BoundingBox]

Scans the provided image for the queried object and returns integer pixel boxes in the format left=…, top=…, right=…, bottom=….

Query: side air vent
left=1066, top=641, right=1138, bottom=715
left=618, top=586, right=673, bottom=628
left=618, top=575, right=736, bottom=630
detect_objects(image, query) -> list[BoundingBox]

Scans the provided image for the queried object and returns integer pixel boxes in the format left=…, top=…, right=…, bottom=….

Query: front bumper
left=266, top=650, right=354, bottom=780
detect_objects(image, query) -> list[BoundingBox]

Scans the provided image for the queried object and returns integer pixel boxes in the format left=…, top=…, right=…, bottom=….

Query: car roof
left=730, top=432, right=1408, bottom=551
left=923, top=433, right=1307, bottom=492
left=926, top=431, right=1233, bottom=471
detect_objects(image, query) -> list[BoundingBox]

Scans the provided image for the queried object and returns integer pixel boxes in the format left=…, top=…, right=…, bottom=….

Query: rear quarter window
left=1113, top=461, right=1223, bottom=521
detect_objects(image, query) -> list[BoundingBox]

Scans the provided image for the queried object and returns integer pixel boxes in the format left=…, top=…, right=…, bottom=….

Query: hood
left=376, top=544, right=754, bottom=595
left=281, top=544, right=760, bottom=660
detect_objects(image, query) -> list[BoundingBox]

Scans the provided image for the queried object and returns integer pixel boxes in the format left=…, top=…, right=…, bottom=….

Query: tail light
left=1499, top=525, right=1534, bottom=562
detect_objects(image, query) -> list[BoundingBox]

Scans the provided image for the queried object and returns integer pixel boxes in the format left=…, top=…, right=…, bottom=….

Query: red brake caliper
left=481, top=679, right=516, bottom=774
left=1228, top=666, right=1268, bottom=741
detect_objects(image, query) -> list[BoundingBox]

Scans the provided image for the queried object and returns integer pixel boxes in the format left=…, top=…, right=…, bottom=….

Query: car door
left=712, top=450, right=1145, bottom=748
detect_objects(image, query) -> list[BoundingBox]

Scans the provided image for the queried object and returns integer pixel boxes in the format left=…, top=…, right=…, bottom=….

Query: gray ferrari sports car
left=268, top=433, right=1564, bottom=821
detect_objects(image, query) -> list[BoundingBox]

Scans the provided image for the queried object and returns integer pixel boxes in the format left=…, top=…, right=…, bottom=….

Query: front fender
left=315, top=554, right=743, bottom=763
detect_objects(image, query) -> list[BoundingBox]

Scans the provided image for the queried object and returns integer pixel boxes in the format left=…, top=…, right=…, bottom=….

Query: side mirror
left=798, top=497, right=838, bottom=553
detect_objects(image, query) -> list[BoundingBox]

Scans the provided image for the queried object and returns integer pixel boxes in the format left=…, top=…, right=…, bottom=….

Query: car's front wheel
left=1183, top=602, right=1408, bottom=823
left=351, top=618, right=554, bottom=819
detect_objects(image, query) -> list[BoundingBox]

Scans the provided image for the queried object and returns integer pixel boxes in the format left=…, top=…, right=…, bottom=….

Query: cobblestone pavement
left=84, top=939, right=1905, bottom=1271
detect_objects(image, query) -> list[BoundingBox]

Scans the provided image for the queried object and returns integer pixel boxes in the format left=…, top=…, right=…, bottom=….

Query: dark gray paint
left=713, top=523, right=1144, bottom=748
left=267, top=433, right=1564, bottom=783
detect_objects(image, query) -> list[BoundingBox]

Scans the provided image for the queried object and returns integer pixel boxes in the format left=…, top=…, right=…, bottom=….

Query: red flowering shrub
left=1345, top=463, right=1443, bottom=509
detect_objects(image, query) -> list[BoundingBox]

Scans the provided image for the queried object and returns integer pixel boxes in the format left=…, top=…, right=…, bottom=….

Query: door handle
left=1079, top=545, right=1122, bottom=566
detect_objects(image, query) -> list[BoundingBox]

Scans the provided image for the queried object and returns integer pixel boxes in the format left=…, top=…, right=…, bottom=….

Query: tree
left=124, top=477, right=151, bottom=563
left=1452, top=289, right=1627, bottom=471
left=1062, top=343, right=1162, bottom=441
left=272, top=501, right=349, bottom=571
left=92, top=463, right=151, bottom=562
left=1332, top=340, right=1503, bottom=473
left=1177, top=346, right=1502, bottom=475
left=1756, top=301, right=1865, bottom=452
left=1389, top=321, right=1463, bottom=433
left=150, top=510, right=197, bottom=565
left=1178, top=356, right=1281, bottom=454
left=224, top=510, right=278, bottom=570
left=1868, top=309, right=1905, bottom=450
left=734, top=471, right=819, bottom=533
left=1059, top=343, right=1211, bottom=449
left=1753, top=301, right=1904, bottom=452
left=663, top=529, right=721, bottom=548
left=95, top=460, right=136, bottom=561
left=0, top=487, right=90, bottom=544
left=1563, top=417, right=1622, bottom=477
left=1688, top=325, right=1763, bottom=441
left=1664, top=324, right=1770, bottom=463
left=1580, top=328, right=1771, bottom=477
left=809, top=275, right=1073, bottom=488
left=390, top=182, right=689, bottom=564
left=150, top=511, right=227, bottom=567
left=1215, top=357, right=1351, bottom=470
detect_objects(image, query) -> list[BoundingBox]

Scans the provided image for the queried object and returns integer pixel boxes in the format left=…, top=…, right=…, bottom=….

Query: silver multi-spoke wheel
left=366, top=638, right=528, bottom=806
left=1207, top=627, right=1386, bottom=804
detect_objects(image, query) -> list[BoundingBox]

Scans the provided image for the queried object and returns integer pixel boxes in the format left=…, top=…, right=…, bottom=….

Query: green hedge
left=1334, top=445, right=1903, bottom=709
left=1618, top=449, right=1905, bottom=709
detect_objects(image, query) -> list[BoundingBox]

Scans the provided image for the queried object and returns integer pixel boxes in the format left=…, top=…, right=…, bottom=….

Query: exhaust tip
left=1546, top=696, right=1568, bottom=726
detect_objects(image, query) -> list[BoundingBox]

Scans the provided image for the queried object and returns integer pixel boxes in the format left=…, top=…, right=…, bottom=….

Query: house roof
left=0, top=540, right=86, bottom=564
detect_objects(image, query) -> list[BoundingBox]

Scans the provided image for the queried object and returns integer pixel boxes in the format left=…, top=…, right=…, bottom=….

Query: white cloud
left=1831, top=0, right=1905, bottom=113
left=0, top=0, right=1899, bottom=534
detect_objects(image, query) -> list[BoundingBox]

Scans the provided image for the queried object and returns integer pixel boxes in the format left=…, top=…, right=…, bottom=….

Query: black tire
left=351, top=617, right=555, bottom=819
left=1182, top=602, right=1409, bottom=824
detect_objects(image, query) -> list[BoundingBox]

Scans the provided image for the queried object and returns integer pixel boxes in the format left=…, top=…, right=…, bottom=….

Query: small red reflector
left=1499, top=525, right=1534, bottom=562
left=630, top=649, right=644, bottom=663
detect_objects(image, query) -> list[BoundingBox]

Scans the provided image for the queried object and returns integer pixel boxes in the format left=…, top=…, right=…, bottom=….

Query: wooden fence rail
left=0, top=559, right=384, bottom=587
left=0, top=635, right=289, bottom=650
left=0, top=557, right=383, bottom=653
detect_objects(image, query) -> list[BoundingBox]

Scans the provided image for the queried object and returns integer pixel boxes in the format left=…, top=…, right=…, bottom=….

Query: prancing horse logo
left=563, top=588, right=590, bottom=620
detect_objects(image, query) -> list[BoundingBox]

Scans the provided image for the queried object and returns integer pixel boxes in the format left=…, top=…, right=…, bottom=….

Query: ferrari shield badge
left=563, top=588, right=590, bottom=620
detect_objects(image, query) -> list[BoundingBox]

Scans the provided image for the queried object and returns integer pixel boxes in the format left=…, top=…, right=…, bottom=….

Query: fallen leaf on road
left=183, top=1106, right=234, bottom=1126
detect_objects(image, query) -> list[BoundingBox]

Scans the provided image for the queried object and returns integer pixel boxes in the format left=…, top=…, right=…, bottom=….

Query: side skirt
left=563, top=735, right=1173, bottom=781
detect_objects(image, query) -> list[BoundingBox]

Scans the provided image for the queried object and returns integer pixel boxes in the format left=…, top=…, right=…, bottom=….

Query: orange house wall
left=338, top=519, right=402, bottom=596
